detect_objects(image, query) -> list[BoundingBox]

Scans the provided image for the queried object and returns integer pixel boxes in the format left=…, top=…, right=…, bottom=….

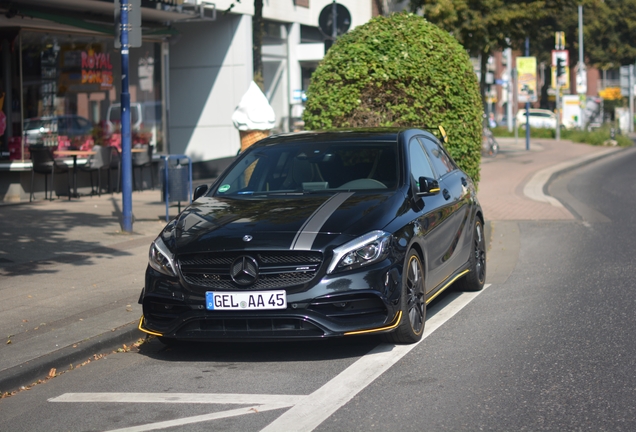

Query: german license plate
left=205, top=290, right=287, bottom=310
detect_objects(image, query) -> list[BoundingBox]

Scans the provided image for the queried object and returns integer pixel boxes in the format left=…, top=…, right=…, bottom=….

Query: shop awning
left=0, top=0, right=197, bottom=38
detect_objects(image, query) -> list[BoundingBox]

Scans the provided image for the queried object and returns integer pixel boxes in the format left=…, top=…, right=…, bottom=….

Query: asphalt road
left=1, top=148, right=636, bottom=431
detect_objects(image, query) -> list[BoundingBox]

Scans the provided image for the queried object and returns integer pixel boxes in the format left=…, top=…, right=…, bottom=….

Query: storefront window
left=20, top=31, right=164, bottom=155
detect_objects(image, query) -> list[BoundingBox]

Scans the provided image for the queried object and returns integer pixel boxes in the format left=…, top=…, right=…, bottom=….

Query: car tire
left=383, top=250, right=426, bottom=344
left=457, top=219, right=486, bottom=291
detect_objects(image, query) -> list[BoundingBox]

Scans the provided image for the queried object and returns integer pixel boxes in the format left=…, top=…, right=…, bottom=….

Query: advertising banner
left=516, top=56, right=537, bottom=103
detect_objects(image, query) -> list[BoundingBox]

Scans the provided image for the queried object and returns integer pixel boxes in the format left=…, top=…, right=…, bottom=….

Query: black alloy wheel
left=383, top=250, right=426, bottom=344
left=458, top=219, right=486, bottom=291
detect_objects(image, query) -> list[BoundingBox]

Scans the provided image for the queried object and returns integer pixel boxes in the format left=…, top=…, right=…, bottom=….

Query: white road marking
left=106, top=403, right=293, bottom=432
left=49, top=393, right=305, bottom=405
left=261, top=285, right=491, bottom=432
left=49, top=285, right=490, bottom=432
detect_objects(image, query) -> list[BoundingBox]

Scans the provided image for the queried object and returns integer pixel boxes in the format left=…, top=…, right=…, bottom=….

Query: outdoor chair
left=29, top=146, right=72, bottom=202
left=108, top=146, right=121, bottom=194
left=79, top=145, right=111, bottom=196
left=132, top=145, right=154, bottom=191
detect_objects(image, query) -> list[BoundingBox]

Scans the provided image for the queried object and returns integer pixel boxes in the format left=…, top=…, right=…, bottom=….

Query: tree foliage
left=535, top=0, right=636, bottom=70
left=408, top=0, right=574, bottom=104
left=303, top=13, right=483, bottom=184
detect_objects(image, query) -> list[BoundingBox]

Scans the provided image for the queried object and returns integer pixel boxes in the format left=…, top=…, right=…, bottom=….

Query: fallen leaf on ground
left=6, top=340, right=11, bottom=344
left=48, top=368, right=56, bottom=378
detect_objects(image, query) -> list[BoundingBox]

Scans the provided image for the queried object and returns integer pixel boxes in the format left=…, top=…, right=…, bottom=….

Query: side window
left=419, top=137, right=455, bottom=177
left=408, top=138, right=435, bottom=181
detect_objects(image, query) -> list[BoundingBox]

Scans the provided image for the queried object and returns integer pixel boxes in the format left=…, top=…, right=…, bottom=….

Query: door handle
left=443, top=189, right=451, bottom=200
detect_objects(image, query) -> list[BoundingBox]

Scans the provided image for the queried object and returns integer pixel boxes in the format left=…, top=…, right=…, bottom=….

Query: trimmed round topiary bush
left=303, top=13, right=483, bottom=184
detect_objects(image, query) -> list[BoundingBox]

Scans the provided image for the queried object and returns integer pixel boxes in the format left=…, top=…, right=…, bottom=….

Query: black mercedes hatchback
left=139, top=128, right=485, bottom=344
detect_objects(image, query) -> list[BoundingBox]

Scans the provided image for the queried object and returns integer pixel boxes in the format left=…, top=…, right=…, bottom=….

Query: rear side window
left=418, top=137, right=456, bottom=177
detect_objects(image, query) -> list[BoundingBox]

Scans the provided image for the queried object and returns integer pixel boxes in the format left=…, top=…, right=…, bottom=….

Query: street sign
left=576, top=63, right=587, bottom=94
left=551, top=67, right=570, bottom=89
left=551, top=50, right=569, bottom=67
left=318, top=3, right=351, bottom=39
left=114, top=0, right=141, bottom=48
left=619, top=65, right=633, bottom=96
left=517, top=56, right=538, bottom=103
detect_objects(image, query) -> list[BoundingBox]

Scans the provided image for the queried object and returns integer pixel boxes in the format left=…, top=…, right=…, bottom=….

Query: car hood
left=163, top=192, right=404, bottom=254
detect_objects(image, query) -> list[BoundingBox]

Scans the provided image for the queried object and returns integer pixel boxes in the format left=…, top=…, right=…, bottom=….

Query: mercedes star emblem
left=230, top=256, right=259, bottom=286
left=243, top=235, right=253, bottom=242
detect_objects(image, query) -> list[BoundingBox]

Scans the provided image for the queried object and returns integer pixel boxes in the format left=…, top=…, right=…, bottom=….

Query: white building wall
left=168, top=1, right=372, bottom=164
left=169, top=13, right=252, bottom=161
left=210, top=0, right=372, bottom=28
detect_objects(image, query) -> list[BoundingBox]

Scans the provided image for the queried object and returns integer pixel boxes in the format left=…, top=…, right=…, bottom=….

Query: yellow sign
left=599, top=87, right=622, bottom=100
left=555, top=32, right=565, bottom=49
left=551, top=66, right=570, bottom=90
left=517, top=57, right=537, bottom=103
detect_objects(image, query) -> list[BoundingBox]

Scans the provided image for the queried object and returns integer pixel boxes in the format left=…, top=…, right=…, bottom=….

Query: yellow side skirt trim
left=426, top=269, right=470, bottom=305
left=138, top=315, right=163, bottom=337
left=344, top=311, right=402, bottom=336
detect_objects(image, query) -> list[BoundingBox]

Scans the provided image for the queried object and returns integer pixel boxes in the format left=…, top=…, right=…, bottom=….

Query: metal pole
left=556, top=79, right=561, bottom=141
left=331, top=1, right=337, bottom=40
left=630, top=64, right=634, bottom=133
left=525, top=37, right=530, bottom=151
left=578, top=4, right=585, bottom=130
left=120, top=0, right=133, bottom=232
left=506, top=48, right=513, bottom=132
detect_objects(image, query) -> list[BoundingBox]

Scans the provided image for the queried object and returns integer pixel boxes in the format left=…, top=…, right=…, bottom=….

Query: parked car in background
left=516, top=108, right=558, bottom=129
left=138, top=128, right=486, bottom=345
left=24, top=115, right=93, bottom=146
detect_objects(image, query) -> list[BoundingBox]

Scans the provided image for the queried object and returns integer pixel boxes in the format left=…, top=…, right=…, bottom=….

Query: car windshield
left=215, top=141, right=399, bottom=196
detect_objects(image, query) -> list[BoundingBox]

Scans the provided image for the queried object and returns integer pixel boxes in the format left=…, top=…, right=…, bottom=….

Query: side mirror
left=417, top=176, right=440, bottom=197
left=193, top=184, right=209, bottom=201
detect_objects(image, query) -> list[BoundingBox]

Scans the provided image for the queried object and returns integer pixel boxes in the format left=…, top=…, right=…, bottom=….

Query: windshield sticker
left=219, top=184, right=231, bottom=193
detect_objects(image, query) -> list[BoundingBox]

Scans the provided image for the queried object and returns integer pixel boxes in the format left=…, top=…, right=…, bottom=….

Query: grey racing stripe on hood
left=290, top=192, right=354, bottom=250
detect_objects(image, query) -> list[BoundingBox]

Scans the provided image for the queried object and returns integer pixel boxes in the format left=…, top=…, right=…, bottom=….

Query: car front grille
left=177, top=251, right=323, bottom=291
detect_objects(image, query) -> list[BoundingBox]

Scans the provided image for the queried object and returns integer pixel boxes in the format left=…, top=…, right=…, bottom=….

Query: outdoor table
left=54, top=149, right=95, bottom=198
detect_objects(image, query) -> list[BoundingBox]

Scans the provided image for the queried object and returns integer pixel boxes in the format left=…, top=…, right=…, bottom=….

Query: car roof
left=251, top=128, right=441, bottom=147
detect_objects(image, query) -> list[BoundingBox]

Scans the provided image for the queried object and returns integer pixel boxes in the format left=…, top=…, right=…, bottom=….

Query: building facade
left=0, top=0, right=372, bottom=201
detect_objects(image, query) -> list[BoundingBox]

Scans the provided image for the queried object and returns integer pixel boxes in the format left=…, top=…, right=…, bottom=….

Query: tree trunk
left=253, top=0, right=264, bottom=90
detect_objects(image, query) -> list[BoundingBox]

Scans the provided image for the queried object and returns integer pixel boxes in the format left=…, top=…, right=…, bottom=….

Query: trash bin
left=160, top=155, right=192, bottom=221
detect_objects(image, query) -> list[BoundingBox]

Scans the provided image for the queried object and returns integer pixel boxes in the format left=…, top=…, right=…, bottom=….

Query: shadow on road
left=138, top=335, right=383, bottom=363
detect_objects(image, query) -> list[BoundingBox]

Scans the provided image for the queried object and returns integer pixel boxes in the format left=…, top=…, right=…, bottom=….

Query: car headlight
left=148, top=236, right=177, bottom=277
left=328, top=231, right=391, bottom=274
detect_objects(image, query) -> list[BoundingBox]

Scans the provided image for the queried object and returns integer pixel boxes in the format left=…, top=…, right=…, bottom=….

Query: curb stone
left=0, top=322, right=144, bottom=395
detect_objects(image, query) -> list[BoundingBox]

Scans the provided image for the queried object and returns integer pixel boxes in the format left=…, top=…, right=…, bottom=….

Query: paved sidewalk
left=0, top=138, right=628, bottom=394
left=478, top=137, right=623, bottom=220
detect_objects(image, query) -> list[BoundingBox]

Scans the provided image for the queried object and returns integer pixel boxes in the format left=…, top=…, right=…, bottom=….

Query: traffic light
left=556, top=58, right=565, bottom=78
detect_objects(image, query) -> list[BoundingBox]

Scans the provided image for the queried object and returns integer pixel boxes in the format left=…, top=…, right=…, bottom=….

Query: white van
left=106, top=102, right=161, bottom=145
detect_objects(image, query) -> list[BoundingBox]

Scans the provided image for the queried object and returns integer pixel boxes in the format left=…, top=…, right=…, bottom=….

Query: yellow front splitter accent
left=344, top=311, right=402, bottom=336
left=138, top=315, right=163, bottom=337
left=344, top=269, right=470, bottom=336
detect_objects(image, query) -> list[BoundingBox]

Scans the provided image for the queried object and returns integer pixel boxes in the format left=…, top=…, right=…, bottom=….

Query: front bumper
left=139, top=260, right=403, bottom=341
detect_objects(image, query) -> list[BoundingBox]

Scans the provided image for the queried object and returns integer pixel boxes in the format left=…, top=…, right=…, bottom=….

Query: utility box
left=160, top=155, right=192, bottom=221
